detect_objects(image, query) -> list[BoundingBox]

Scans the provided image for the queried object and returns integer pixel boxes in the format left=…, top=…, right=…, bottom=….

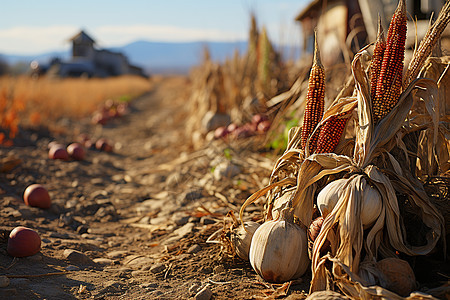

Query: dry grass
left=0, top=75, right=152, bottom=144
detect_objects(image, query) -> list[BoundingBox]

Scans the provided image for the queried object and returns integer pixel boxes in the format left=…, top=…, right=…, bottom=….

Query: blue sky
left=0, top=0, right=309, bottom=55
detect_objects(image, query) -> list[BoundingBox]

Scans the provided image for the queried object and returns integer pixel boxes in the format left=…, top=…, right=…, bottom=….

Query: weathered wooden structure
left=47, top=30, right=145, bottom=78
left=296, top=0, right=448, bottom=67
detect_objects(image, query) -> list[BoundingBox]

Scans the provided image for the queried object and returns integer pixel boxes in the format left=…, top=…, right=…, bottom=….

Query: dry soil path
left=0, top=76, right=310, bottom=299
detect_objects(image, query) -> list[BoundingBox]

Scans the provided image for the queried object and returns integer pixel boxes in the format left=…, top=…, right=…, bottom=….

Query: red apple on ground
left=233, top=126, right=254, bottom=139
left=104, top=99, right=114, bottom=109
left=91, top=112, right=109, bottom=125
left=116, top=103, right=129, bottom=116
left=7, top=227, right=41, bottom=257
left=23, top=184, right=51, bottom=209
left=84, top=139, right=95, bottom=149
left=67, top=143, right=85, bottom=160
left=48, top=145, right=69, bottom=160
left=244, top=122, right=257, bottom=132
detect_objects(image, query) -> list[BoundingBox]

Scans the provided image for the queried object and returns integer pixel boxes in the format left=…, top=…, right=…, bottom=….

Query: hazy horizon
left=0, top=0, right=308, bottom=55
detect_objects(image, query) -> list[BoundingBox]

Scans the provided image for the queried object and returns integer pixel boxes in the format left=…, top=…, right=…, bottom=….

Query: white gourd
left=231, top=221, right=260, bottom=260
left=249, top=205, right=309, bottom=283
left=316, top=177, right=382, bottom=228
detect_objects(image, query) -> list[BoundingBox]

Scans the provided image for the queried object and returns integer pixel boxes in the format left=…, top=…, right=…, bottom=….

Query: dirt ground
left=0, top=76, right=312, bottom=299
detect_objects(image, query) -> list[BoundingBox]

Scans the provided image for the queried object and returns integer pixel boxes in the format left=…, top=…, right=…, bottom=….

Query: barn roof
left=69, top=30, right=95, bottom=44
left=294, top=0, right=397, bottom=43
left=295, top=0, right=323, bottom=21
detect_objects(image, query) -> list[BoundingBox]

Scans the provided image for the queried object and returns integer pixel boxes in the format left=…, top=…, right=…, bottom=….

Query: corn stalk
left=239, top=0, right=450, bottom=298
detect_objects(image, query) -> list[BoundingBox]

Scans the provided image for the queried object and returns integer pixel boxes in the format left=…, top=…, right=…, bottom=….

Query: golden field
left=0, top=75, right=152, bottom=144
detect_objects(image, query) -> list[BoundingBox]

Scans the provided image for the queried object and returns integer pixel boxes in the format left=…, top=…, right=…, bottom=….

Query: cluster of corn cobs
left=301, top=0, right=407, bottom=156
left=235, top=0, right=449, bottom=298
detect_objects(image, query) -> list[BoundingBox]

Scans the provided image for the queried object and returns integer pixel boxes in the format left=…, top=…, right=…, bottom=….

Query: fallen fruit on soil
left=23, top=184, right=51, bottom=209
left=48, top=144, right=69, bottom=160
left=227, top=123, right=238, bottom=133
left=91, top=111, right=109, bottom=125
left=249, top=205, right=309, bottom=283
left=67, top=143, right=86, bottom=160
left=7, top=226, right=41, bottom=257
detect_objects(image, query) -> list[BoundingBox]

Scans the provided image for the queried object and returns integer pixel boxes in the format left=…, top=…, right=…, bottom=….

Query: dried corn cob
left=372, top=0, right=407, bottom=123
left=369, top=18, right=386, bottom=101
left=404, top=1, right=450, bottom=88
left=301, top=35, right=325, bottom=153
left=315, top=114, right=349, bottom=154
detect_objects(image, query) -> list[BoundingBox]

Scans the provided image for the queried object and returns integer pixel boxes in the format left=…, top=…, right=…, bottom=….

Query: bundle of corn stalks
left=235, top=0, right=450, bottom=298
left=186, top=15, right=292, bottom=145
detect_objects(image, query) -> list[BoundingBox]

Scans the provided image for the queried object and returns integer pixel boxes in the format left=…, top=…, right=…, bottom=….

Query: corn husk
left=237, top=3, right=449, bottom=298
left=239, top=26, right=445, bottom=300
left=412, top=56, right=450, bottom=178
left=306, top=47, right=444, bottom=294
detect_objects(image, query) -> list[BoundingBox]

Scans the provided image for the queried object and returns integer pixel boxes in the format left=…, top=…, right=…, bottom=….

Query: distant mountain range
left=115, top=40, right=249, bottom=74
left=0, top=40, right=301, bottom=74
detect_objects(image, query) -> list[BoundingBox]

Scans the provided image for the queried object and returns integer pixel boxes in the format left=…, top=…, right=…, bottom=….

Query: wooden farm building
left=46, top=30, right=145, bottom=78
left=296, top=0, right=449, bottom=68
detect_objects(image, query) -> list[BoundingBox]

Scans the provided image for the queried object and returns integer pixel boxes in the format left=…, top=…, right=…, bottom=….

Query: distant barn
left=44, top=30, right=145, bottom=78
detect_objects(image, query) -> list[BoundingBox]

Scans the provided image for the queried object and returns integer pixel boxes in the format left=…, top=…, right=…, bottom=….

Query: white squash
left=316, top=177, right=382, bottom=229
left=249, top=206, right=309, bottom=283
left=231, top=221, right=260, bottom=260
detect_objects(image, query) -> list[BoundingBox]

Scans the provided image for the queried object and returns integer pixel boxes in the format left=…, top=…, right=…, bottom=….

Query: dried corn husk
left=237, top=3, right=449, bottom=297
left=412, top=56, right=450, bottom=178
left=239, top=36, right=444, bottom=299
left=306, top=291, right=350, bottom=299
left=267, top=188, right=295, bottom=220
left=307, top=48, right=444, bottom=294
left=313, top=255, right=437, bottom=300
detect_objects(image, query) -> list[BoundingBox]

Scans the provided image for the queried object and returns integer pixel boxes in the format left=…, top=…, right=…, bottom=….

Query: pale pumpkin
left=231, top=221, right=260, bottom=260
left=316, top=177, right=382, bottom=228
left=249, top=206, right=309, bottom=283
left=376, top=257, right=416, bottom=296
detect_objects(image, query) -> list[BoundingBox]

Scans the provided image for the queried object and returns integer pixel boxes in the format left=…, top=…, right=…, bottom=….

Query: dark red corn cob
left=370, top=18, right=386, bottom=101
left=404, top=1, right=450, bottom=88
left=301, top=35, right=325, bottom=153
left=315, top=113, right=349, bottom=154
left=372, top=0, right=407, bottom=123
